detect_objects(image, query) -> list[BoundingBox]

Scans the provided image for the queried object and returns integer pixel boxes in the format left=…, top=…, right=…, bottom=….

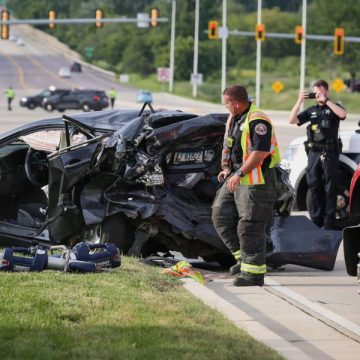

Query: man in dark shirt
left=288, top=80, right=346, bottom=229
left=212, top=85, right=280, bottom=286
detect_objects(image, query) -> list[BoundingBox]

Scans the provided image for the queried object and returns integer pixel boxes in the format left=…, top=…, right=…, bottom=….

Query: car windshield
left=39, top=90, right=51, bottom=97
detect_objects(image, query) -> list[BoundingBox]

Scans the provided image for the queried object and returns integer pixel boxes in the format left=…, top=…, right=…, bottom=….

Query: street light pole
left=255, top=0, right=262, bottom=107
left=169, top=0, right=176, bottom=93
left=192, top=0, right=199, bottom=97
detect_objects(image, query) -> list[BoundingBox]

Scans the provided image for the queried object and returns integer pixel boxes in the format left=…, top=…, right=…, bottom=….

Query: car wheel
left=82, top=103, right=91, bottom=112
left=305, top=170, right=358, bottom=229
left=85, top=214, right=132, bottom=253
left=45, top=103, right=54, bottom=112
left=28, top=103, right=36, bottom=110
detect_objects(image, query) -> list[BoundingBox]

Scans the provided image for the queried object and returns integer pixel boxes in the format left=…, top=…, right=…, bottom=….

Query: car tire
left=82, top=103, right=91, bottom=112
left=305, top=170, right=358, bottom=229
left=45, top=103, right=54, bottom=112
left=28, top=103, right=36, bottom=110
left=86, top=214, right=133, bottom=253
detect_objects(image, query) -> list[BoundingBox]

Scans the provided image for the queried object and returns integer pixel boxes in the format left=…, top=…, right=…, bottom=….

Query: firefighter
left=288, top=80, right=346, bottom=229
left=212, top=85, right=280, bottom=286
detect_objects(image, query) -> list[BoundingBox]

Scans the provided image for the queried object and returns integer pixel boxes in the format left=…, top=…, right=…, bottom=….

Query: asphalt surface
left=1, top=24, right=360, bottom=360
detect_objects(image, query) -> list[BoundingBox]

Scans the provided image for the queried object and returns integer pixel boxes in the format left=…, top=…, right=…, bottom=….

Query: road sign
left=85, top=47, right=94, bottom=59
left=157, top=67, right=171, bottom=82
left=191, top=73, right=203, bottom=85
left=119, top=74, right=129, bottom=83
left=137, top=13, right=149, bottom=28
left=331, top=78, right=346, bottom=93
left=272, top=81, right=284, bottom=93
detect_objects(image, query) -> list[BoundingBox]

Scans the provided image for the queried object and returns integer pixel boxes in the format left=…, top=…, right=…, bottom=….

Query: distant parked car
left=58, top=67, right=71, bottom=78
left=281, top=123, right=360, bottom=229
left=70, top=62, right=82, bottom=73
left=137, top=90, right=153, bottom=103
left=20, top=87, right=70, bottom=110
left=42, top=89, right=109, bottom=112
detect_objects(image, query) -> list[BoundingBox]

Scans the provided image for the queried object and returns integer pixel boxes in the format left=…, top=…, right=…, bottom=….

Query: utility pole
left=169, top=0, right=176, bottom=93
left=192, top=0, right=199, bottom=97
left=255, top=0, right=262, bottom=107
left=220, top=0, right=227, bottom=101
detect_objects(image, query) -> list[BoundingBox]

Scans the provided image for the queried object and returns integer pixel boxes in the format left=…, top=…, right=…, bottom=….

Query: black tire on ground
left=45, top=103, right=54, bottom=112
left=305, top=170, right=355, bottom=230
left=100, top=214, right=132, bottom=253
left=343, top=226, right=360, bottom=276
left=82, top=103, right=91, bottom=112
left=28, top=103, right=36, bottom=110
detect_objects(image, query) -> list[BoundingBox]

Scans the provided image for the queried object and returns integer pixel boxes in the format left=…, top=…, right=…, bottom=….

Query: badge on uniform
left=254, top=123, right=267, bottom=135
left=226, top=136, right=234, bottom=147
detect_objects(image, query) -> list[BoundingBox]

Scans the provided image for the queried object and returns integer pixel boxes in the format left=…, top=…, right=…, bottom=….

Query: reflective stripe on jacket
left=240, top=104, right=281, bottom=185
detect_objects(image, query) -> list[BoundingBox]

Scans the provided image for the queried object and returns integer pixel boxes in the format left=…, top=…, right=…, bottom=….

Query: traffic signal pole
left=169, top=0, right=176, bottom=93
left=192, top=0, right=200, bottom=98
left=221, top=0, right=227, bottom=101
left=299, top=0, right=307, bottom=111
left=255, top=0, right=262, bottom=107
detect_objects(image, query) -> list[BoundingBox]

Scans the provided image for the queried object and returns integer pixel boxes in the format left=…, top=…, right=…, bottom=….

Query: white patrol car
left=281, top=122, right=360, bottom=228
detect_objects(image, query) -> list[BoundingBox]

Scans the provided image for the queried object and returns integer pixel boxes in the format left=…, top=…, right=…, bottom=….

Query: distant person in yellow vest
left=5, top=86, right=15, bottom=111
left=108, top=88, right=117, bottom=109
left=212, top=84, right=280, bottom=286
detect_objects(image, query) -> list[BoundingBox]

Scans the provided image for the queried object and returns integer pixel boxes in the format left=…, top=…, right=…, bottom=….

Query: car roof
left=0, top=110, right=227, bottom=143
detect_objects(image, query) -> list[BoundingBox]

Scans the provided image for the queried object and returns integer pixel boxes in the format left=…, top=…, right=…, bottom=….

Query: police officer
left=212, top=85, right=280, bottom=286
left=288, top=80, right=346, bottom=229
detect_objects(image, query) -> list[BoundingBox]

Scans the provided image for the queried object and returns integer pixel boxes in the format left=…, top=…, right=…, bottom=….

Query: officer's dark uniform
left=297, top=103, right=344, bottom=229
left=212, top=104, right=277, bottom=283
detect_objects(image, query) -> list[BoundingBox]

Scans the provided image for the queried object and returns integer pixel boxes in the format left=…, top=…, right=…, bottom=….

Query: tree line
left=7, top=0, right=360, bottom=89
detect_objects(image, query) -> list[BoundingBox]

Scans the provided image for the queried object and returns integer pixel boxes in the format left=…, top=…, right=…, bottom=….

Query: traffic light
left=255, top=23, right=265, bottom=41
left=1, top=10, right=10, bottom=40
left=208, top=20, right=218, bottom=40
left=95, top=8, right=104, bottom=28
left=334, top=27, right=344, bottom=55
left=48, top=9, right=57, bottom=29
left=294, top=25, right=303, bottom=44
left=150, top=8, right=159, bottom=27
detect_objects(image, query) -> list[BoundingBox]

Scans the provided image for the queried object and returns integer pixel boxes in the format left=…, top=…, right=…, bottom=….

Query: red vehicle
left=343, top=164, right=360, bottom=282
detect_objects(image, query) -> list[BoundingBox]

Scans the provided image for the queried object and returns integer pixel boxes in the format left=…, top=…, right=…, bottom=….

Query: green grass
left=0, top=256, right=284, bottom=360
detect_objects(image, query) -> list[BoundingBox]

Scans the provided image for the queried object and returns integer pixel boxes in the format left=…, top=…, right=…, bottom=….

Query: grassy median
left=0, top=256, right=284, bottom=360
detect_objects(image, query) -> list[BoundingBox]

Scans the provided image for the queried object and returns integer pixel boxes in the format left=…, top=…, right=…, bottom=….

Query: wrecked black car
left=0, top=106, right=342, bottom=270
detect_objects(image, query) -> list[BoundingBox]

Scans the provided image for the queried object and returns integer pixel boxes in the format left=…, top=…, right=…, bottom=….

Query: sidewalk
left=183, top=275, right=360, bottom=360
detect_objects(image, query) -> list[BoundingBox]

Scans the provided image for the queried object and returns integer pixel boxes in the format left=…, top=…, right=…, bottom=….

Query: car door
left=46, top=124, right=105, bottom=243
left=59, top=91, right=77, bottom=110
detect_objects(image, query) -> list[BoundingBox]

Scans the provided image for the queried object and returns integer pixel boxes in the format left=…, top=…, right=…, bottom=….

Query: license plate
left=173, top=151, right=203, bottom=164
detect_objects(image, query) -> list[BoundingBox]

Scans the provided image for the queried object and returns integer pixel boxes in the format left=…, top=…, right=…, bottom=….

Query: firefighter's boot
left=233, top=276, right=264, bottom=287
left=229, top=261, right=241, bottom=275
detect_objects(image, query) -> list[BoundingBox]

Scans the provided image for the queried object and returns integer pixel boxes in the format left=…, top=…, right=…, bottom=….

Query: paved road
left=1, top=24, right=360, bottom=359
